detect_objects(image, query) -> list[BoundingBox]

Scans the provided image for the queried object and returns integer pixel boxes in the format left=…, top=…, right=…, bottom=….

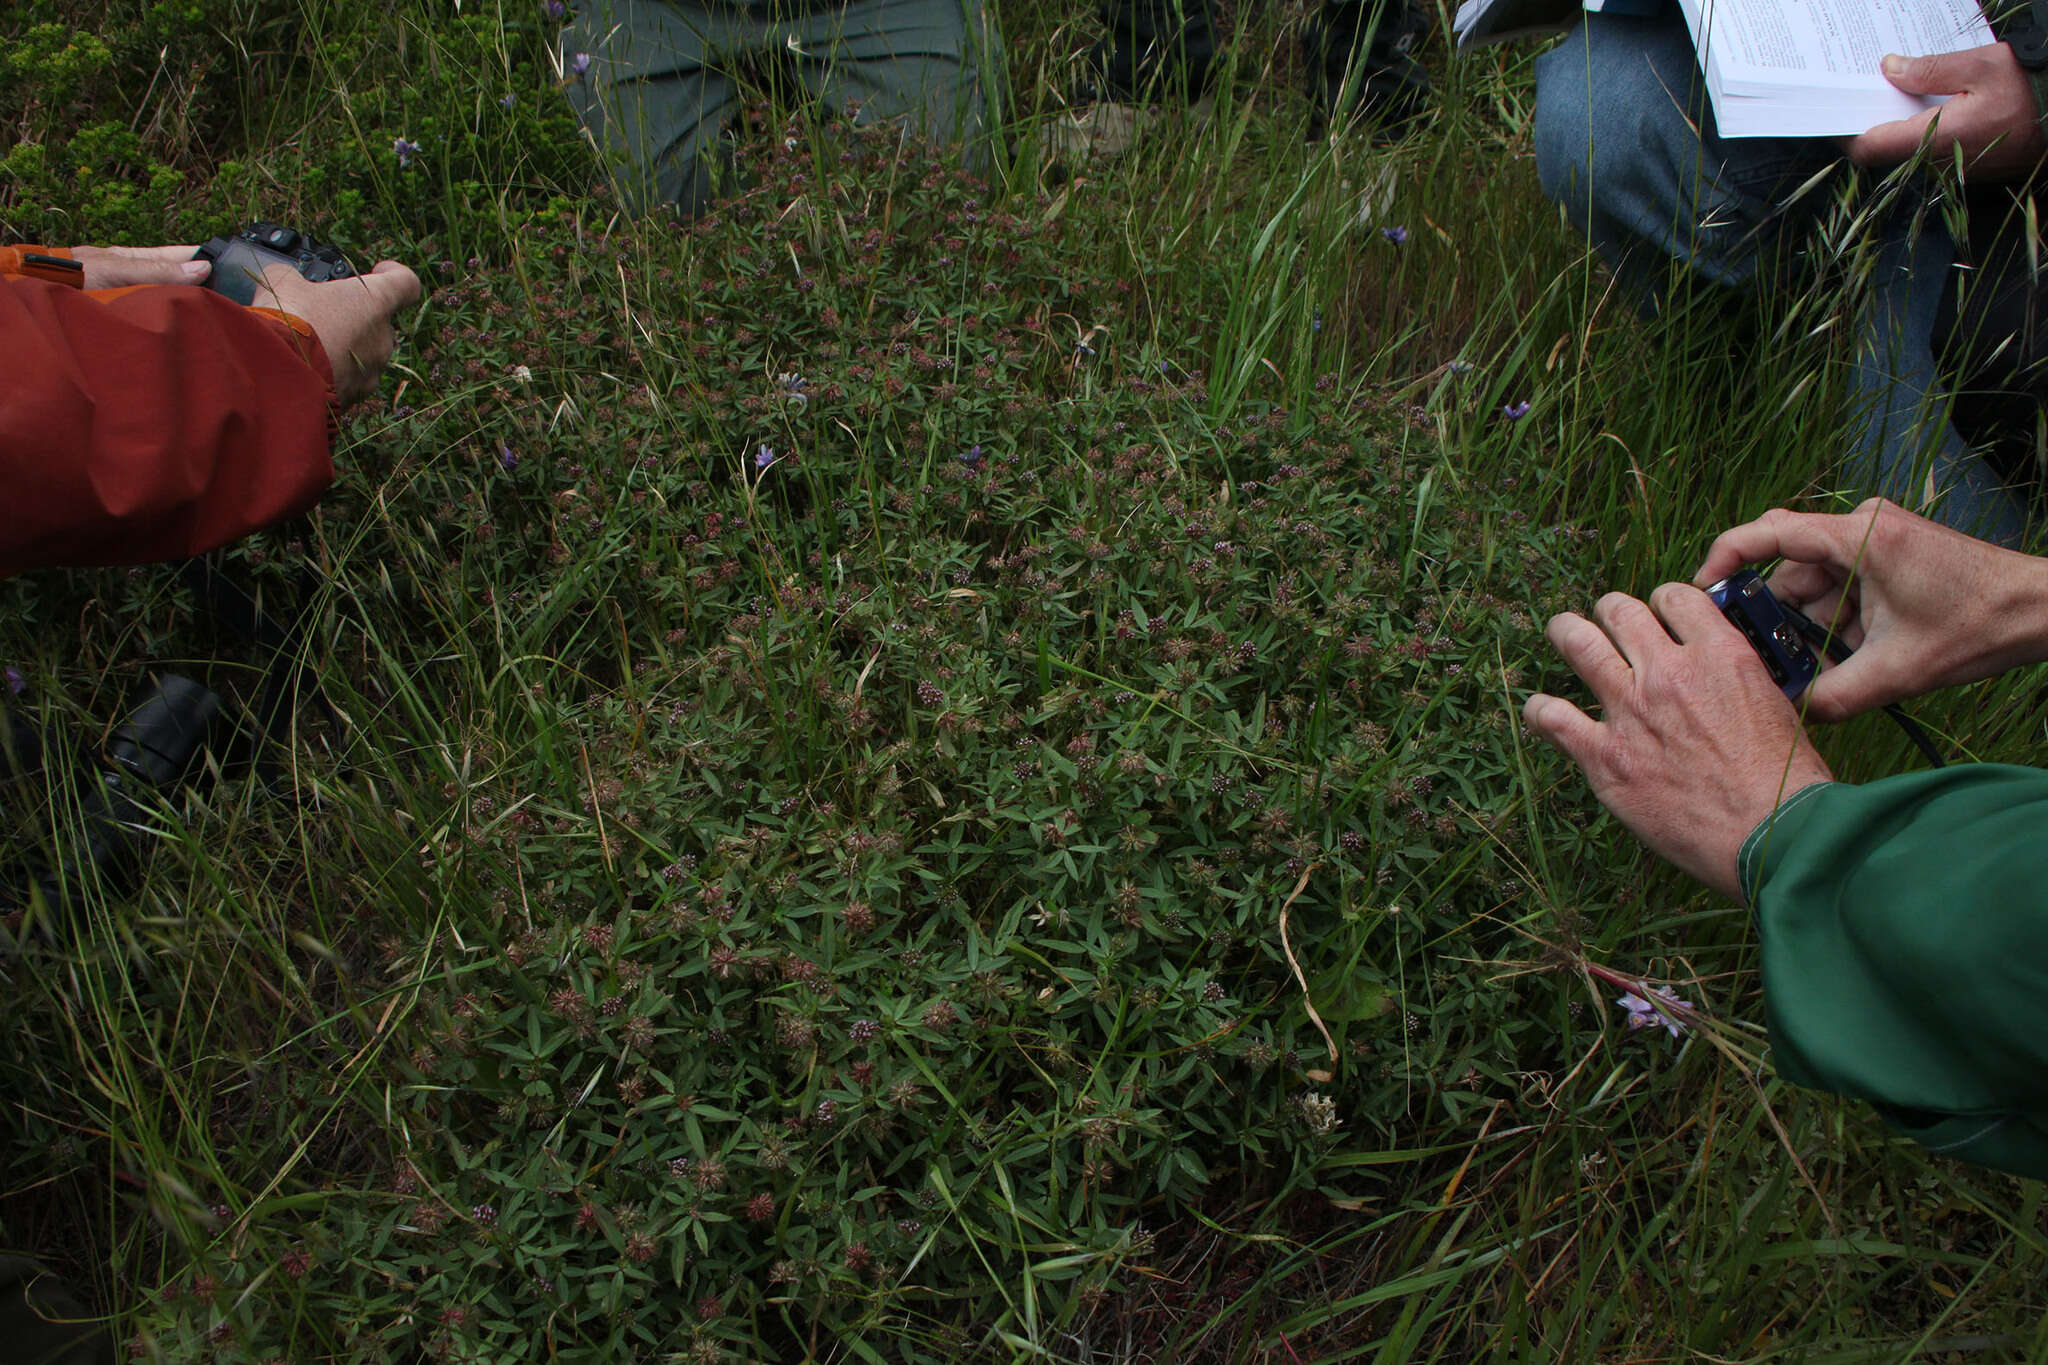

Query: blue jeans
left=1532, top=8, right=2031, bottom=545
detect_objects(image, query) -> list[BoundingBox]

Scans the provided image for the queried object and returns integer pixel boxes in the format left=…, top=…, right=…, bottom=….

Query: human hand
left=1847, top=44, right=2046, bottom=177
left=70, top=244, right=212, bottom=289
left=1524, top=587, right=1833, bottom=901
left=1695, top=498, right=2048, bottom=721
left=253, top=259, right=422, bottom=406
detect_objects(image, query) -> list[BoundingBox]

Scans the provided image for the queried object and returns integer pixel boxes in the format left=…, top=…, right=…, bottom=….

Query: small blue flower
left=958, top=444, right=982, bottom=467
left=392, top=137, right=421, bottom=166
left=542, top=0, right=567, bottom=17
left=499, top=93, right=516, bottom=111
left=755, top=444, right=776, bottom=470
left=1448, top=359, right=1474, bottom=375
left=498, top=441, right=518, bottom=471
left=1502, top=400, right=1531, bottom=420
left=568, top=51, right=591, bottom=79
left=4, top=665, right=23, bottom=696
left=1311, top=312, right=1323, bottom=333
left=1381, top=225, right=1408, bottom=245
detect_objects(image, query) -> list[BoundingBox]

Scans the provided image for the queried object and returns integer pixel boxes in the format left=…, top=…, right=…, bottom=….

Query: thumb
left=1798, top=657, right=1882, bottom=723
left=361, top=259, right=423, bottom=312
left=1880, top=51, right=1966, bottom=95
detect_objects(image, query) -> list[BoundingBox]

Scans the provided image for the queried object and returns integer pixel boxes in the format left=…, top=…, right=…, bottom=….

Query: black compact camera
left=194, top=221, right=357, bottom=307
left=1706, top=569, right=1819, bottom=700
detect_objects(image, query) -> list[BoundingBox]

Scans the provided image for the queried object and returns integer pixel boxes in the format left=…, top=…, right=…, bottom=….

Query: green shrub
left=64, top=117, right=1618, bottom=1360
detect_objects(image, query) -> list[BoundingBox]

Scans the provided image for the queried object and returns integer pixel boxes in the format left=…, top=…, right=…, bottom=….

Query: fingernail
left=182, top=259, right=211, bottom=281
left=1881, top=53, right=1904, bottom=75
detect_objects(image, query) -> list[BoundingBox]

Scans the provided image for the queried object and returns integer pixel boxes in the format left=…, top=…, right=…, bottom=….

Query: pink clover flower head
left=1502, top=399, right=1532, bottom=420
left=755, top=444, right=776, bottom=470
left=1615, top=984, right=1690, bottom=1039
left=1380, top=225, right=1408, bottom=245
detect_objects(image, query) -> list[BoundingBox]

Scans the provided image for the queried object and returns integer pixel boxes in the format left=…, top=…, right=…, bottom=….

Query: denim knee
left=1531, top=15, right=1703, bottom=232
left=1531, top=35, right=1595, bottom=217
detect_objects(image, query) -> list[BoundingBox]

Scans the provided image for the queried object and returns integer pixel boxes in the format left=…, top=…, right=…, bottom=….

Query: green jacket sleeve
left=1739, top=768, right=2048, bottom=1181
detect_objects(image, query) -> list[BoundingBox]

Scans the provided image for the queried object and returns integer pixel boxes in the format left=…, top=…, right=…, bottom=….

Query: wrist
left=1736, top=777, right=1837, bottom=906
left=1699, top=748, right=1832, bottom=902
left=1982, top=547, right=2048, bottom=669
left=247, top=306, right=339, bottom=401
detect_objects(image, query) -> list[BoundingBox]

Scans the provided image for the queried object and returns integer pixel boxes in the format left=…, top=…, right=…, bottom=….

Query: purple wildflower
left=499, top=93, right=516, bottom=111
left=958, top=444, right=982, bottom=466
left=542, top=0, right=567, bottom=16
left=1447, top=359, right=1475, bottom=375
left=755, top=444, right=776, bottom=470
left=4, top=666, right=23, bottom=696
left=1615, top=985, right=1691, bottom=1039
left=498, top=441, right=518, bottom=472
left=568, top=51, right=591, bottom=79
left=1381, top=225, right=1408, bottom=245
left=392, top=137, right=421, bottom=167
left=1502, top=400, right=1531, bottom=420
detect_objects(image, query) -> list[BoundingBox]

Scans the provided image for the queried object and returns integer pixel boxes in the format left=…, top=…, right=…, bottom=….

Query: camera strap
left=178, top=555, right=347, bottom=798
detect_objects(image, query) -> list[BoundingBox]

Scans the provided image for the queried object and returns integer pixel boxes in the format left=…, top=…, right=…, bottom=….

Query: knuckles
left=1645, top=581, right=1698, bottom=617
left=1592, top=591, right=1648, bottom=630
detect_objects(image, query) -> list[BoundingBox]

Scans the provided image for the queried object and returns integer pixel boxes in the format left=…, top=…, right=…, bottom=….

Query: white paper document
left=1676, top=0, right=1994, bottom=136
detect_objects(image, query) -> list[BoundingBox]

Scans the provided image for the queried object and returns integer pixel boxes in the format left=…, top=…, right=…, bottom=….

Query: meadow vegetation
left=3, top=0, right=2046, bottom=1359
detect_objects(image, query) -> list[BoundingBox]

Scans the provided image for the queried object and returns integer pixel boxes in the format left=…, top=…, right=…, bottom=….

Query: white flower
left=1298, top=1092, right=1341, bottom=1136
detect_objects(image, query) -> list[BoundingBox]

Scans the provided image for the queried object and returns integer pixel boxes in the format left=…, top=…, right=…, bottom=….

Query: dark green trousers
left=562, top=0, right=992, bottom=213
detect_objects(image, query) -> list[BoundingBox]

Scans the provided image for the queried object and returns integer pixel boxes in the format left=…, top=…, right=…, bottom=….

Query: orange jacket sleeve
left=0, top=245, right=338, bottom=579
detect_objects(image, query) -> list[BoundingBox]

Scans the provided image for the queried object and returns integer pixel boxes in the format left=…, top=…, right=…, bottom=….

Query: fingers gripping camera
left=193, top=222, right=358, bottom=307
